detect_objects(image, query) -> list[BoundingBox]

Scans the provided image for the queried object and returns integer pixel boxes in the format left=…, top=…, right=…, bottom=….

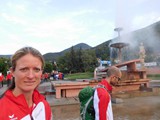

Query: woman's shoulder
left=0, top=93, right=11, bottom=110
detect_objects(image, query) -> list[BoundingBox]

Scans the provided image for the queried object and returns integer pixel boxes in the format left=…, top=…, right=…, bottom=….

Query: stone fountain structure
left=110, top=42, right=129, bottom=63
left=100, top=42, right=150, bottom=93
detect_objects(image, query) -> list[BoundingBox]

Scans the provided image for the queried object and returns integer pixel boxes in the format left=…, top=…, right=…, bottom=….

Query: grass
left=147, top=74, right=160, bottom=80
left=64, top=72, right=94, bottom=80
left=64, top=72, right=160, bottom=81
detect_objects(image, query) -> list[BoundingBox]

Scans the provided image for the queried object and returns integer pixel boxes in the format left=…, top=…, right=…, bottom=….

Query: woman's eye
left=34, top=68, right=41, bottom=73
left=19, top=68, right=41, bottom=73
left=20, top=68, right=28, bottom=72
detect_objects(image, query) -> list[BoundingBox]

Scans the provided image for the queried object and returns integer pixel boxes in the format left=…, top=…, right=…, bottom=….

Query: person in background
left=41, top=73, right=45, bottom=83
left=0, top=72, right=4, bottom=87
left=94, top=66, right=122, bottom=120
left=44, top=72, right=48, bottom=82
left=0, top=47, right=52, bottom=120
left=6, top=71, right=12, bottom=87
left=58, top=72, right=63, bottom=80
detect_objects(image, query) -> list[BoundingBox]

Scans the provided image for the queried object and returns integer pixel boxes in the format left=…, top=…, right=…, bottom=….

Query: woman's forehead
left=16, top=54, right=42, bottom=66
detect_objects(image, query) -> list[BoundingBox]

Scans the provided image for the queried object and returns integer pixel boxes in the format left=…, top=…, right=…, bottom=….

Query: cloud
left=69, top=9, right=100, bottom=17
left=39, top=0, right=53, bottom=5
left=14, top=4, right=26, bottom=12
left=7, top=1, right=26, bottom=10
left=0, top=0, right=159, bottom=55
left=1, top=13, right=27, bottom=25
left=132, top=12, right=160, bottom=30
left=8, top=34, right=22, bottom=41
left=0, top=39, right=25, bottom=55
left=25, top=17, right=87, bottom=40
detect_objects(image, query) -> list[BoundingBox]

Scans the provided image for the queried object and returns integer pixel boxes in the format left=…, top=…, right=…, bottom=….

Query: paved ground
left=1, top=80, right=160, bottom=107
left=37, top=81, right=79, bottom=106
left=0, top=80, right=79, bottom=107
left=0, top=84, right=7, bottom=95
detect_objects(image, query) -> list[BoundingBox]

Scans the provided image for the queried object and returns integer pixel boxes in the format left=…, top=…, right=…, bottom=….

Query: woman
left=0, top=47, right=52, bottom=120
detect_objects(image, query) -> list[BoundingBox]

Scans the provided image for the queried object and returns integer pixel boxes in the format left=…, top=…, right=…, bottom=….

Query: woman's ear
left=9, top=67, right=14, bottom=77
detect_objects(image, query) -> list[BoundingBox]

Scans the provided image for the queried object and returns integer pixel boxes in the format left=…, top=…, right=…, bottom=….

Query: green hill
left=43, top=43, right=92, bottom=61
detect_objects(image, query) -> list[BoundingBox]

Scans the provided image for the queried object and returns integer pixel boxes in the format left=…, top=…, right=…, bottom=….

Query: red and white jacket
left=0, top=90, right=52, bottom=120
left=0, top=74, right=4, bottom=82
left=93, top=80, right=113, bottom=120
left=6, top=73, right=12, bottom=81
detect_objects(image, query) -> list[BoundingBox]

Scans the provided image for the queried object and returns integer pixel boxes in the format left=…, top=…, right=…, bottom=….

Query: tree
left=95, top=41, right=111, bottom=60
left=76, top=47, right=84, bottom=72
left=69, top=46, right=77, bottom=73
left=82, top=50, right=97, bottom=72
left=0, top=57, right=10, bottom=76
left=57, top=52, right=70, bottom=73
left=43, top=61, right=53, bottom=73
left=57, top=47, right=97, bottom=73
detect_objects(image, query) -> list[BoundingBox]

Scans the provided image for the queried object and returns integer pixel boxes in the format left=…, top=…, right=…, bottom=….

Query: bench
left=117, top=79, right=149, bottom=87
left=52, top=82, right=90, bottom=99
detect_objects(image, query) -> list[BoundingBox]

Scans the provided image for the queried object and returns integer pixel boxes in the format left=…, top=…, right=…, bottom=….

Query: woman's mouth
left=24, top=81, right=35, bottom=85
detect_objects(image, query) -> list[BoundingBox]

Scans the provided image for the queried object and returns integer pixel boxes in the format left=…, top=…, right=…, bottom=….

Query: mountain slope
left=0, top=55, right=12, bottom=59
left=43, top=43, right=92, bottom=61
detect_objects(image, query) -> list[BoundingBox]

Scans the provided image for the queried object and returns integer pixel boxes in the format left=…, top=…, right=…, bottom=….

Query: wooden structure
left=52, top=81, right=98, bottom=99
left=101, top=59, right=150, bottom=93
left=107, top=41, right=149, bottom=92
left=115, top=59, right=147, bottom=80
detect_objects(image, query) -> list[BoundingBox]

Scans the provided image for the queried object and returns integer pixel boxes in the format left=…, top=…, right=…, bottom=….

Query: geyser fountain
left=110, top=42, right=129, bottom=63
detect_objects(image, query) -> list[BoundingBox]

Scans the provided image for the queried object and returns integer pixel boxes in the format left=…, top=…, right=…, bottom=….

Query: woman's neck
left=24, top=92, right=33, bottom=107
left=12, top=89, right=34, bottom=107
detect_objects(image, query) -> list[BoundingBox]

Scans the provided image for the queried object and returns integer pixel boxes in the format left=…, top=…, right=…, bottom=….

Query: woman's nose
left=27, top=70, right=35, bottom=78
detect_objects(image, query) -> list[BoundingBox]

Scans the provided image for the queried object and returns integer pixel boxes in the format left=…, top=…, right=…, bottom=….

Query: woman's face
left=12, top=54, right=43, bottom=94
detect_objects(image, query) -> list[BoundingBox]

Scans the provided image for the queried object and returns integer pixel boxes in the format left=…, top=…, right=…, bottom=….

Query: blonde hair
left=11, top=47, right=45, bottom=71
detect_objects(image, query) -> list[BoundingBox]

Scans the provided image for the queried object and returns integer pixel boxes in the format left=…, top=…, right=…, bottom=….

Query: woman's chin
left=22, top=86, right=36, bottom=92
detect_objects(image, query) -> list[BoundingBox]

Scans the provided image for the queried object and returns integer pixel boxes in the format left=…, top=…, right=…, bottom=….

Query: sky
left=0, top=0, right=160, bottom=55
